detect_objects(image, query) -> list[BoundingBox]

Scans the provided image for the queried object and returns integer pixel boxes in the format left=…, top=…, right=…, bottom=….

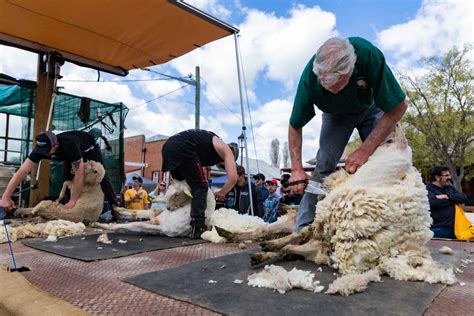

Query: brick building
left=124, top=134, right=169, bottom=183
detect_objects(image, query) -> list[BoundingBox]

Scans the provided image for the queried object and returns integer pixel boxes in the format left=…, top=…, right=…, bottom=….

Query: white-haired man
left=289, top=37, right=408, bottom=230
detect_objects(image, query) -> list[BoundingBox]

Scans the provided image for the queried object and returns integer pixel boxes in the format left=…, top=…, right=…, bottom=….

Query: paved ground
left=1, top=235, right=472, bottom=315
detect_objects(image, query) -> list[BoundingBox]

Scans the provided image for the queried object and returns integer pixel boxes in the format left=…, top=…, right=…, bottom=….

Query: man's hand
left=214, top=190, right=226, bottom=202
left=345, top=147, right=371, bottom=174
left=436, top=194, right=449, bottom=200
left=0, top=197, right=16, bottom=212
left=65, top=199, right=77, bottom=209
left=289, top=168, right=309, bottom=195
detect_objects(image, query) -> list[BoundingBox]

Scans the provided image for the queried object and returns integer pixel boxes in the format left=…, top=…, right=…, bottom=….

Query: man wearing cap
left=0, top=130, right=117, bottom=211
left=253, top=173, right=269, bottom=203
left=263, top=179, right=281, bottom=223
left=124, top=176, right=149, bottom=210
left=162, top=129, right=239, bottom=238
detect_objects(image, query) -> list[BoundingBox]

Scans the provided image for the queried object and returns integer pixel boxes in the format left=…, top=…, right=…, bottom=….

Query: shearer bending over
left=288, top=37, right=408, bottom=231
left=162, top=129, right=239, bottom=238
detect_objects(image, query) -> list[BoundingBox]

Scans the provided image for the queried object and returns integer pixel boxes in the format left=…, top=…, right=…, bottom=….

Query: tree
left=400, top=45, right=474, bottom=191
left=281, top=141, right=289, bottom=168
left=270, top=138, right=280, bottom=168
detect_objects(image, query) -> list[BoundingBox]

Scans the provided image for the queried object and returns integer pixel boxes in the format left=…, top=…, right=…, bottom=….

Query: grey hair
left=313, top=37, right=356, bottom=88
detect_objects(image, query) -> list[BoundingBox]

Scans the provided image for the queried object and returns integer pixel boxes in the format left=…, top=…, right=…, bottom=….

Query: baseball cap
left=31, top=131, right=58, bottom=156
left=253, top=173, right=265, bottom=181
left=132, top=176, right=143, bottom=183
left=266, top=179, right=278, bottom=186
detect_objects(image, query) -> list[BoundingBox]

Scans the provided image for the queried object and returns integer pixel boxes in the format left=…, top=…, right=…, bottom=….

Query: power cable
left=128, top=84, right=189, bottom=111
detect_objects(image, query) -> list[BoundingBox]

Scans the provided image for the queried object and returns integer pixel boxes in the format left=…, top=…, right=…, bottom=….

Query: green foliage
left=400, top=44, right=474, bottom=190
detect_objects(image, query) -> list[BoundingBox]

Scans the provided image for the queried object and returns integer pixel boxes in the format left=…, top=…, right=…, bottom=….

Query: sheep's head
left=165, top=180, right=192, bottom=210
left=83, top=160, right=105, bottom=186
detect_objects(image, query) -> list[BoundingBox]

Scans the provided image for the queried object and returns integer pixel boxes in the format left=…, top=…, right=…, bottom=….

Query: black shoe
left=190, top=224, right=207, bottom=239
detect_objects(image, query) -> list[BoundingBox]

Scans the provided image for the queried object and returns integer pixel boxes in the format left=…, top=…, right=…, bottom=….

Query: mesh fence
left=0, top=74, right=128, bottom=202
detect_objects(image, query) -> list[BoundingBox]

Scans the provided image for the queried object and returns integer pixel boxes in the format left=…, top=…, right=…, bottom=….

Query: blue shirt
left=263, top=193, right=281, bottom=223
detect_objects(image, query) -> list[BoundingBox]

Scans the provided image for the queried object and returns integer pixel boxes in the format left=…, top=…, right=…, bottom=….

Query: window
left=152, top=171, right=160, bottom=183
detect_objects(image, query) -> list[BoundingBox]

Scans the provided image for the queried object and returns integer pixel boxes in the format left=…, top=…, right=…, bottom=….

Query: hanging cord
left=0, top=207, right=18, bottom=272
left=237, top=36, right=260, bottom=172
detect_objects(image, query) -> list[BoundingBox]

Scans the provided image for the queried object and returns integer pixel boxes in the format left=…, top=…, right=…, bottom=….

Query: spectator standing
left=253, top=173, right=269, bottom=202
left=149, top=181, right=167, bottom=209
left=225, top=165, right=263, bottom=217
left=263, top=179, right=281, bottom=223
left=124, top=176, right=149, bottom=210
left=427, top=166, right=468, bottom=239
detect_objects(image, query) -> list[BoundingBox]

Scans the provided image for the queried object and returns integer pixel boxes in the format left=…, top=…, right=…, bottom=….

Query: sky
left=0, top=0, right=472, bottom=167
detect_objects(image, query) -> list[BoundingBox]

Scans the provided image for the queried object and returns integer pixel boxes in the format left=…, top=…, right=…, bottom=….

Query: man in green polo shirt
left=288, top=37, right=407, bottom=230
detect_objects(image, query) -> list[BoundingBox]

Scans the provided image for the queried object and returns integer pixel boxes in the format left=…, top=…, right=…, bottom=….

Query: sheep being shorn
left=94, top=180, right=216, bottom=237
left=251, top=126, right=456, bottom=295
left=14, top=160, right=105, bottom=224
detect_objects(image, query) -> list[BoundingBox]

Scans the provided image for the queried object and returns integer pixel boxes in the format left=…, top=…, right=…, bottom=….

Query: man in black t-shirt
left=162, top=129, right=239, bottom=238
left=427, top=166, right=468, bottom=239
left=0, top=131, right=117, bottom=211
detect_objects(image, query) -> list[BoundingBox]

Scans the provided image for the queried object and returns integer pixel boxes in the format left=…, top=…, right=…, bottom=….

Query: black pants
left=62, top=145, right=117, bottom=207
left=170, top=159, right=208, bottom=227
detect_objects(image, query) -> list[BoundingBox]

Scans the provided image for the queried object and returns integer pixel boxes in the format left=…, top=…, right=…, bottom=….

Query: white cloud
left=0, top=46, right=37, bottom=80
left=376, top=0, right=474, bottom=67
left=185, top=0, right=232, bottom=20
left=246, top=98, right=322, bottom=167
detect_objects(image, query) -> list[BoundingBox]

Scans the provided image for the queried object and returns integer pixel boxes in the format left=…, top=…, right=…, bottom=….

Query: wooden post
left=29, top=54, right=55, bottom=206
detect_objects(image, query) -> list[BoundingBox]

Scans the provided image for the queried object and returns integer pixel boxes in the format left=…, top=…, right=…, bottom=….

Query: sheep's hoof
left=214, top=226, right=235, bottom=240
left=250, top=253, right=266, bottom=266
left=260, top=240, right=283, bottom=252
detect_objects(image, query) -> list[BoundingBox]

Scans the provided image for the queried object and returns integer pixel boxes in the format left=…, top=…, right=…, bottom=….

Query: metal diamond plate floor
left=1, top=237, right=472, bottom=315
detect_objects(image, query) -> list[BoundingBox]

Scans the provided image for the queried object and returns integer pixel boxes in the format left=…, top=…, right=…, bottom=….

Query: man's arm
left=143, top=190, right=149, bottom=210
left=213, top=137, right=238, bottom=200
left=345, top=100, right=408, bottom=173
left=288, top=125, right=309, bottom=194
left=65, top=159, right=84, bottom=209
left=445, top=186, right=469, bottom=204
left=0, top=158, right=37, bottom=210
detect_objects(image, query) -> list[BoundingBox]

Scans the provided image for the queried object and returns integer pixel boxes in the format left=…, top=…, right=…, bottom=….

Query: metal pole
left=194, top=66, right=200, bottom=129
left=234, top=33, right=254, bottom=216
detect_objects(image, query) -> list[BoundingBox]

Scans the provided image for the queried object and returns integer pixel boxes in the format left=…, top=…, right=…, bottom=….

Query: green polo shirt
left=289, top=37, right=406, bottom=129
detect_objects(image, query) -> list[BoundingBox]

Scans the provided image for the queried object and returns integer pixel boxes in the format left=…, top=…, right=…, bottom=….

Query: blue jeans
left=294, top=105, right=384, bottom=231
left=431, top=227, right=455, bottom=239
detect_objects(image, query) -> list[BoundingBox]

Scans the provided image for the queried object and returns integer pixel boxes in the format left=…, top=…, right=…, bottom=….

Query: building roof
left=146, top=134, right=169, bottom=142
left=210, top=157, right=280, bottom=179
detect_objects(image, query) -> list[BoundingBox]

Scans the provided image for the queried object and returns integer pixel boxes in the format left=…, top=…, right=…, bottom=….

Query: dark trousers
left=431, top=227, right=455, bottom=239
left=63, top=145, right=117, bottom=207
left=170, top=159, right=208, bottom=227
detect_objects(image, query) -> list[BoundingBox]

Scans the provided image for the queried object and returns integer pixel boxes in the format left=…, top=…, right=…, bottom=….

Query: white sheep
left=94, top=180, right=216, bottom=237
left=251, top=126, right=456, bottom=295
left=14, top=160, right=105, bottom=224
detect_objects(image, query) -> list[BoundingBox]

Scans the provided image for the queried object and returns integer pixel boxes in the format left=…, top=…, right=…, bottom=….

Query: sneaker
left=190, top=224, right=207, bottom=239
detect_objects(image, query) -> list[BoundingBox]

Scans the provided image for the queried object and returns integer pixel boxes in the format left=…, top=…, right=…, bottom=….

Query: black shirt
left=28, top=131, right=96, bottom=163
left=426, top=182, right=468, bottom=228
left=162, top=129, right=223, bottom=171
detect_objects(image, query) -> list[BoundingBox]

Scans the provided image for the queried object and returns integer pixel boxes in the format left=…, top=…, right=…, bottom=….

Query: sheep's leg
left=215, top=211, right=296, bottom=242
left=58, top=181, right=73, bottom=201
left=114, top=207, right=164, bottom=221
left=14, top=207, right=35, bottom=218
left=94, top=221, right=165, bottom=235
left=250, top=251, right=283, bottom=266
left=280, top=240, right=330, bottom=265
left=260, top=225, right=313, bottom=252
